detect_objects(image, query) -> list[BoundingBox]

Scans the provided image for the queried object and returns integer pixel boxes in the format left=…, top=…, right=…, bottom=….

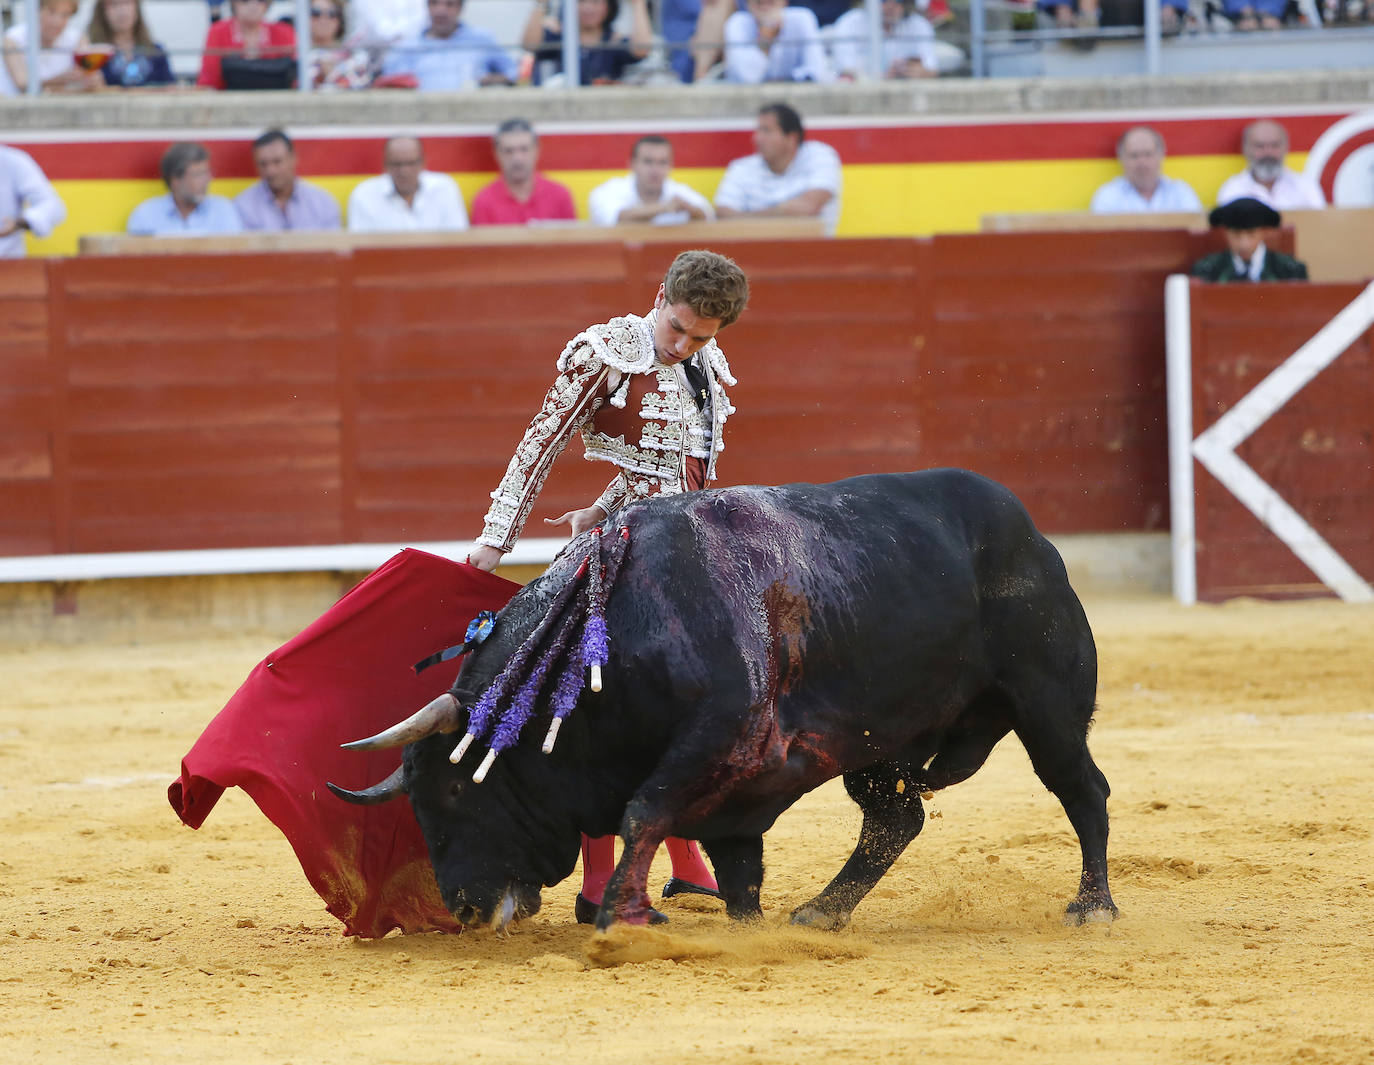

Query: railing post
left=23, top=0, right=40, bottom=97
left=296, top=0, right=312, bottom=92
left=1143, top=0, right=1161, bottom=76
left=863, top=0, right=883, bottom=80
left=969, top=0, right=986, bottom=79
left=561, top=0, right=581, bottom=87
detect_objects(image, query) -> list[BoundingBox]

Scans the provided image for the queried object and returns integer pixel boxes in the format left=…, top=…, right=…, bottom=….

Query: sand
left=2, top=592, right=1371, bottom=1064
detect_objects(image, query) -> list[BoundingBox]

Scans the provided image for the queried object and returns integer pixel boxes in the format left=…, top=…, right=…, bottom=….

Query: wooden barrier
left=75, top=218, right=826, bottom=256
left=0, top=261, right=53, bottom=555
left=1185, top=281, right=1372, bottom=600
left=981, top=211, right=1209, bottom=234
left=2, top=231, right=1220, bottom=558
left=982, top=206, right=1374, bottom=284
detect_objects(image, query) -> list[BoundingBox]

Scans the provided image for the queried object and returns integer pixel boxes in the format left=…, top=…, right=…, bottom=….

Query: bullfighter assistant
left=467, top=248, right=751, bottom=923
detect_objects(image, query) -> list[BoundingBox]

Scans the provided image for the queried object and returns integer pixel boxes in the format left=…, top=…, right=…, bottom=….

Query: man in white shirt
left=714, top=102, right=842, bottom=234
left=723, top=0, right=834, bottom=83
left=588, top=136, right=714, bottom=227
left=1090, top=126, right=1203, bottom=215
left=1216, top=119, right=1326, bottom=212
left=0, top=144, right=66, bottom=257
left=347, top=136, right=469, bottom=232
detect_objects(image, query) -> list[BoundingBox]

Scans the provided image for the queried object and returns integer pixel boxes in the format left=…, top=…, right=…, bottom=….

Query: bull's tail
left=456, top=524, right=631, bottom=782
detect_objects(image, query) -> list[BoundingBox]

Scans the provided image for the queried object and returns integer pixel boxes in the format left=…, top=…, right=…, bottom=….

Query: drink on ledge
left=75, top=45, right=115, bottom=72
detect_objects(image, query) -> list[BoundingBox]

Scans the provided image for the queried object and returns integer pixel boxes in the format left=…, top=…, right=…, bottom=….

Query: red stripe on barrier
left=16, top=111, right=1351, bottom=181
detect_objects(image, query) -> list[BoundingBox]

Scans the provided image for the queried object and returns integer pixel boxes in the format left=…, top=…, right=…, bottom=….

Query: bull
left=330, top=469, right=1118, bottom=933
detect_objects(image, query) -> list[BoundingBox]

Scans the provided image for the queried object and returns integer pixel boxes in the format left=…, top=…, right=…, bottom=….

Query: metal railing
left=7, top=0, right=1371, bottom=96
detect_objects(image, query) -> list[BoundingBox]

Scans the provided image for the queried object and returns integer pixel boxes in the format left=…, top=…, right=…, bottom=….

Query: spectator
left=1191, top=197, right=1308, bottom=283
left=723, top=0, right=834, bottom=83
left=1037, top=0, right=1102, bottom=39
left=1220, top=0, right=1287, bottom=29
left=235, top=129, right=342, bottom=231
left=379, top=0, right=517, bottom=90
left=1037, top=0, right=1189, bottom=39
left=829, top=0, right=939, bottom=80
left=521, top=0, right=652, bottom=86
left=306, top=0, right=372, bottom=90
left=470, top=119, right=577, bottom=226
left=84, top=0, right=176, bottom=88
left=346, top=136, right=468, bottom=232
left=1216, top=119, right=1326, bottom=211
left=196, top=0, right=296, bottom=90
left=1090, top=126, right=1203, bottom=214
left=1, top=0, right=101, bottom=95
left=127, top=142, right=243, bottom=236
left=349, top=0, right=428, bottom=53
left=715, top=102, right=842, bottom=234
left=0, top=144, right=67, bottom=257
left=662, top=0, right=711, bottom=81
left=588, top=135, right=714, bottom=226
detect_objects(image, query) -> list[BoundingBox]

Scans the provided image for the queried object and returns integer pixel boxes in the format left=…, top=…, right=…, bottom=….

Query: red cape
left=168, top=549, right=520, bottom=937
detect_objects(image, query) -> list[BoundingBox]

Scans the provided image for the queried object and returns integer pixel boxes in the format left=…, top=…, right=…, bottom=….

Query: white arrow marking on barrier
left=1190, top=281, right=1374, bottom=603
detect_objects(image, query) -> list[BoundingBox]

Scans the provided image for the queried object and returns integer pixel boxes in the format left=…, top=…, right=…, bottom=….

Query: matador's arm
left=477, top=347, right=610, bottom=553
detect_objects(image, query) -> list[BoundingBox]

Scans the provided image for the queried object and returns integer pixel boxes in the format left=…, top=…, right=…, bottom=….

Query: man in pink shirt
left=470, top=118, right=578, bottom=226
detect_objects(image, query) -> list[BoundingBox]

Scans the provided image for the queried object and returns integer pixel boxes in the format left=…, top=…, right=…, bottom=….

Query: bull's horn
left=326, top=765, right=405, bottom=805
left=341, top=693, right=461, bottom=751
left=449, top=732, right=476, bottom=765
left=541, top=716, right=563, bottom=755
left=590, top=663, right=603, bottom=693
left=472, top=748, right=498, bottom=783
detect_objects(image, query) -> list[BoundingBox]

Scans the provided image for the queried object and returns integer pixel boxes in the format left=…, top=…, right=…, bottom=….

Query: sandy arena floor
left=2, top=592, right=1371, bottom=1064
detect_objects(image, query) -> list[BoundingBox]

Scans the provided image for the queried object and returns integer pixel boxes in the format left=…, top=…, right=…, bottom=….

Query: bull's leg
left=790, top=759, right=925, bottom=931
left=700, top=835, right=765, bottom=921
left=596, top=803, right=671, bottom=931
left=1012, top=712, right=1118, bottom=925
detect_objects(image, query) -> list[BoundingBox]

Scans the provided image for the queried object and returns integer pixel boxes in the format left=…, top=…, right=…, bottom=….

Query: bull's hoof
left=1064, top=898, right=1120, bottom=926
left=788, top=903, right=850, bottom=931
left=580, top=893, right=669, bottom=928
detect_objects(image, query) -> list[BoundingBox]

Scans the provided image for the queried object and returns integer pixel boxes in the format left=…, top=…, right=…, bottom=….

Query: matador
left=467, top=249, right=751, bottom=923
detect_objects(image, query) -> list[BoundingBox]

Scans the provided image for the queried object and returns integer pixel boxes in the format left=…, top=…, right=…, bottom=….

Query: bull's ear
left=326, top=765, right=406, bottom=805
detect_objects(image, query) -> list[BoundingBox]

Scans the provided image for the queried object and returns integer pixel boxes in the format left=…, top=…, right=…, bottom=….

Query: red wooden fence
left=0, top=231, right=1255, bottom=558
left=1187, top=282, right=1373, bottom=600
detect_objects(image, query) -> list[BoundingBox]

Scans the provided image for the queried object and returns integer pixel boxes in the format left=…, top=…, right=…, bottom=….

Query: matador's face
left=652, top=286, right=721, bottom=365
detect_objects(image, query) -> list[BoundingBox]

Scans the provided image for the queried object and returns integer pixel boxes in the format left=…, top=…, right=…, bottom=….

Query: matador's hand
left=544, top=506, right=609, bottom=537
left=467, top=545, right=505, bottom=572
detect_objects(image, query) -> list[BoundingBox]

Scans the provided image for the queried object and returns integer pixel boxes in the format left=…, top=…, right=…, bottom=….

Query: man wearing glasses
left=378, top=0, right=517, bottom=89
left=346, top=135, right=469, bottom=232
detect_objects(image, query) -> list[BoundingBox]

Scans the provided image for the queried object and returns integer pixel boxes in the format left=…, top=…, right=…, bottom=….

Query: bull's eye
left=448, top=781, right=462, bottom=801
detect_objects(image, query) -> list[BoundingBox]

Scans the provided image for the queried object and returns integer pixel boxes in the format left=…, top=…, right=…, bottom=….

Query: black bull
left=331, top=469, right=1118, bottom=932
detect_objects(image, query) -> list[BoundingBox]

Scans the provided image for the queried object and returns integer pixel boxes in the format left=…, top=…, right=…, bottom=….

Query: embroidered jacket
left=478, top=312, right=736, bottom=553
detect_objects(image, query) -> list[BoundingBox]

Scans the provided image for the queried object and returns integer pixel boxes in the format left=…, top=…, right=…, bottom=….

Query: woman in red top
left=196, top=0, right=296, bottom=89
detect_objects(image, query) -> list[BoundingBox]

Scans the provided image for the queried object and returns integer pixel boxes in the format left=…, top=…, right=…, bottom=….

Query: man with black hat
left=1191, top=196, right=1308, bottom=283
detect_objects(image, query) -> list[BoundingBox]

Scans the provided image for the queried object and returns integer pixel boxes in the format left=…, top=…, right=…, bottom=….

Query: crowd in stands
left=0, top=101, right=839, bottom=247
left=1036, top=0, right=1361, bottom=39
left=0, top=0, right=969, bottom=94
left=3, top=107, right=1325, bottom=289
left=4, top=0, right=1371, bottom=95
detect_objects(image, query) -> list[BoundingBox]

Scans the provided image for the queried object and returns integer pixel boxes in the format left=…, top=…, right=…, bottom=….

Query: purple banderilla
left=459, top=523, right=631, bottom=780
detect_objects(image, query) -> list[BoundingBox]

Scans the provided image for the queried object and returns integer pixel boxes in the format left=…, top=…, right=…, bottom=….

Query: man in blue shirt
left=127, top=142, right=243, bottom=237
left=380, top=0, right=517, bottom=90
left=235, top=129, right=341, bottom=232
